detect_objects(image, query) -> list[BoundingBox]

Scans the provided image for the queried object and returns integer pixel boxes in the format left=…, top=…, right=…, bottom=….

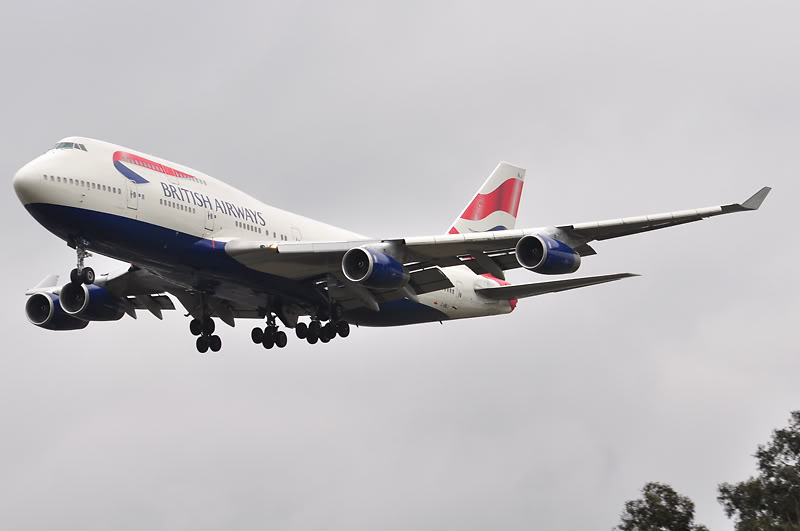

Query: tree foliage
left=614, top=482, right=709, bottom=531
left=718, top=411, right=800, bottom=531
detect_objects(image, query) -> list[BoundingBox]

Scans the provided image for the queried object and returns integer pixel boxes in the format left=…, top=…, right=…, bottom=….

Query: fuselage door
left=204, top=209, right=215, bottom=231
left=291, top=226, right=302, bottom=241
left=126, top=180, right=138, bottom=210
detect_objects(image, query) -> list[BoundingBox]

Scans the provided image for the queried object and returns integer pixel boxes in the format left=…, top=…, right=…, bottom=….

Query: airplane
left=13, top=137, right=771, bottom=353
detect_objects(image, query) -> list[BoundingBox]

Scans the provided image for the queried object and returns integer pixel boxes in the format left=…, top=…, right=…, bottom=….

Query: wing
left=225, top=186, right=771, bottom=284
left=475, top=273, right=638, bottom=300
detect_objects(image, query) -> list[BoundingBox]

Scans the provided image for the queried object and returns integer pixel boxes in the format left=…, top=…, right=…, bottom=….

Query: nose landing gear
left=69, top=241, right=95, bottom=285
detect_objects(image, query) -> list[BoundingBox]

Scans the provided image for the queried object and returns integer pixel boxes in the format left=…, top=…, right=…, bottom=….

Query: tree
left=718, top=411, right=800, bottom=531
left=614, top=482, right=709, bottom=531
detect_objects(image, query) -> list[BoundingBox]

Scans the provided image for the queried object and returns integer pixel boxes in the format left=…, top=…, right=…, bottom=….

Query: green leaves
left=717, top=411, right=800, bottom=531
left=615, top=483, right=708, bottom=531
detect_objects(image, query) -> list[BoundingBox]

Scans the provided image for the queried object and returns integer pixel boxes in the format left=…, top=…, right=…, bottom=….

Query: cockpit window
left=52, top=142, right=88, bottom=151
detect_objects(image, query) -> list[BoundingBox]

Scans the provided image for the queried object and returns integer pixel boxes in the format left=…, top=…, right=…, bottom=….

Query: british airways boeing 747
left=13, top=137, right=771, bottom=352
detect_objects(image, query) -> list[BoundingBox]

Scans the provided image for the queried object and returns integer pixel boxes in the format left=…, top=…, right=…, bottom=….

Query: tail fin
left=447, top=162, right=526, bottom=234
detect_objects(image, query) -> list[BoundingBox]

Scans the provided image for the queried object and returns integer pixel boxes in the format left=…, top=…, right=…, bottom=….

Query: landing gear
left=256, top=314, right=289, bottom=350
left=295, top=322, right=308, bottom=339
left=70, top=241, right=95, bottom=285
left=192, top=314, right=221, bottom=354
left=336, top=321, right=350, bottom=338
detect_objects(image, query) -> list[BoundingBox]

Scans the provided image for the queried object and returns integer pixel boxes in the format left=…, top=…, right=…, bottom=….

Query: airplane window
left=54, top=142, right=75, bottom=150
left=50, top=176, right=54, bottom=181
left=102, top=185, right=106, bottom=191
left=69, top=178, right=73, bottom=185
left=42, top=175, right=47, bottom=180
left=79, top=144, right=87, bottom=151
left=91, top=183, right=96, bottom=189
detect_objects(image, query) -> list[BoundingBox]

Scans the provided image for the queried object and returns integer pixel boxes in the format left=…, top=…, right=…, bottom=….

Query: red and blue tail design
left=448, top=162, right=526, bottom=234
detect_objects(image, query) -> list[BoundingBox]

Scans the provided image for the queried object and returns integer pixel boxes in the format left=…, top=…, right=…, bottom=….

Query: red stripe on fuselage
left=459, top=178, right=524, bottom=221
left=113, top=151, right=199, bottom=181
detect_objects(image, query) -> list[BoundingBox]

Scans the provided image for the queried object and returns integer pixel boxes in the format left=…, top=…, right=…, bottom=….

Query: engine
left=515, top=234, right=581, bottom=275
left=59, top=283, right=126, bottom=321
left=342, top=247, right=409, bottom=289
left=25, top=292, right=89, bottom=331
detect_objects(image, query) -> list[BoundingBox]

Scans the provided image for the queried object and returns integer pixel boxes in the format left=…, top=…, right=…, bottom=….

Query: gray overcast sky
left=1, top=1, right=798, bottom=529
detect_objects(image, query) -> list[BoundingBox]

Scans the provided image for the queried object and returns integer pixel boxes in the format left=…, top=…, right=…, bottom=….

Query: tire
left=262, top=336, right=274, bottom=349
left=209, top=335, right=222, bottom=352
left=196, top=336, right=209, bottom=353
left=189, top=319, right=203, bottom=336
left=320, top=335, right=330, bottom=344
left=323, top=323, right=336, bottom=340
left=264, top=326, right=276, bottom=339
left=202, top=318, right=215, bottom=336
left=275, top=331, right=288, bottom=348
left=337, top=321, right=350, bottom=338
left=295, top=322, right=308, bottom=339
left=309, top=320, right=321, bottom=336
left=80, top=267, right=95, bottom=285
left=307, top=335, right=318, bottom=345
left=251, top=327, right=264, bottom=344
left=70, top=268, right=79, bottom=284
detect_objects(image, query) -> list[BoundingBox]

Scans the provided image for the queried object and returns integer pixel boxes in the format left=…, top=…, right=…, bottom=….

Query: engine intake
left=515, top=235, right=581, bottom=275
left=59, top=283, right=125, bottom=321
left=25, top=292, right=89, bottom=331
left=342, top=247, right=409, bottom=289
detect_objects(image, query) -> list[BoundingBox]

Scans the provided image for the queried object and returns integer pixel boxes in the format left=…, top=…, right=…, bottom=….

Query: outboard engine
left=25, top=292, right=89, bottom=331
left=342, top=247, right=409, bottom=289
left=515, top=234, right=581, bottom=274
left=59, top=283, right=126, bottom=321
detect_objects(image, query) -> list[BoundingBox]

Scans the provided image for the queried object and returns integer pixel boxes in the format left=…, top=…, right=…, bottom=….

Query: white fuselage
left=13, top=137, right=514, bottom=325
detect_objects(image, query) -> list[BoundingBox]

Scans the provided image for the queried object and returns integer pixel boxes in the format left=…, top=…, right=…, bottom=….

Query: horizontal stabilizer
left=475, top=273, right=638, bottom=300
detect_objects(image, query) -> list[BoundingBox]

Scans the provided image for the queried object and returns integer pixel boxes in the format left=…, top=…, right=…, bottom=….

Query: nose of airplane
left=13, top=158, right=45, bottom=205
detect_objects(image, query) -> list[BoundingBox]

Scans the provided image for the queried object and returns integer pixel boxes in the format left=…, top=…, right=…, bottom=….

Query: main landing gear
left=69, top=241, right=95, bottom=285
left=251, top=313, right=288, bottom=350
left=249, top=305, right=352, bottom=350
left=294, top=317, right=350, bottom=346
left=190, top=316, right=222, bottom=353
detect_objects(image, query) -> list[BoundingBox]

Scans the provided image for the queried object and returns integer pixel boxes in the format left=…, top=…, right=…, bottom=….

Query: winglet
left=741, top=186, right=772, bottom=211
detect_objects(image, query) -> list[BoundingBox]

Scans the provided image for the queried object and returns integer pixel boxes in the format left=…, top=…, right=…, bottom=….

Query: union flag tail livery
left=448, top=162, right=526, bottom=234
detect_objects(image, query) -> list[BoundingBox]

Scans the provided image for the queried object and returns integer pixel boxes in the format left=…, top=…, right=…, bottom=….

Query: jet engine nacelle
left=25, top=292, right=89, bottom=331
left=342, top=247, right=409, bottom=289
left=515, top=234, right=581, bottom=275
left=59, top=283, right=126, bottom=321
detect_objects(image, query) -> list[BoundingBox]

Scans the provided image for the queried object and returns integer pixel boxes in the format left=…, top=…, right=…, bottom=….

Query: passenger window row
left=159, top=198, right=196, bottom=214
left=43, top=174, right=121, bottom=195
left=235, top=220, right=262, bottom=234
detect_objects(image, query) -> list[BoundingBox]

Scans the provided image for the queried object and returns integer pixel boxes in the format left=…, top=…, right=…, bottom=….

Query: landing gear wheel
left=190, top=319, right=203, bottom=336
left=275, top=331, right=288, bottom=348
left=70, top=268, right=80, bottom=284
left=196, top=336, right=209, bottom=353
left=295, top=322, right=308, bottom=339
left=323, top=323, right=337, bottom=340
left=251, top=327, right=264, bottom=344
left=309, top=320, right=321, bottom=336
left=209, top=335, right=222, bottom=352
left=320, top=335, right=330, bottom=344
left=337, top=321, right=350, bottom=338
left=262, top=335, right=275, bottom=349
left=307, top=335, right=318, bottom=345
left=202, top=318, right=215, bottom=336
left=79, top=267, right=95, bottom=285
left=264, top=325, right=277, bottom=340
